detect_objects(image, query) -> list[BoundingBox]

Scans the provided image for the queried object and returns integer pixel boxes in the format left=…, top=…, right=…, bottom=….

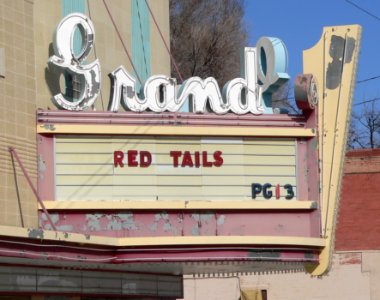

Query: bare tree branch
left=170, top=0, right=247, bottom=87
left=349, top=102, right=380, bottom=149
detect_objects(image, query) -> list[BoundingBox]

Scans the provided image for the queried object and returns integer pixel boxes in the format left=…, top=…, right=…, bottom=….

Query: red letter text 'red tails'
left=115, top=150, right=223, bottom=168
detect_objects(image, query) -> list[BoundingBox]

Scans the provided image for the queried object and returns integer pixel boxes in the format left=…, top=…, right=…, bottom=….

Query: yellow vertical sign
left=303, top=25, right=361, bottom=275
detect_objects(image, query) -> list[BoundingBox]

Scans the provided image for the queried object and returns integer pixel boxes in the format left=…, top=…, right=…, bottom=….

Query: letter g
left=48, top=13, right=101, bottom=110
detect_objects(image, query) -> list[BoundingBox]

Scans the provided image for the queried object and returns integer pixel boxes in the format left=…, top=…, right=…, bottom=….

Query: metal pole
left=8, top=147, right=57, bottom=231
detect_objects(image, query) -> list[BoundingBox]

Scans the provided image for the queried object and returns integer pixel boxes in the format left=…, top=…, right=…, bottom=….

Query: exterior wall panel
left=0, top=0, right=38, bottom=227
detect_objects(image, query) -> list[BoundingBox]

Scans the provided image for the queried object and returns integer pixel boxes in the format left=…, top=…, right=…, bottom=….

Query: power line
left=102, top=0, right=142, bottom=85
left=357, top=75, right=380, bottom=84
left=144, top=0, right=184, bottom=82
left=353, top=97, right=380, bottom=106
left=344, top=0, right=380, bottom=22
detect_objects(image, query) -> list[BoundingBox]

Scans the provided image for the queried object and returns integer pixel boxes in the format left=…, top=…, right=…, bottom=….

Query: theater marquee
left=36, top=13, right=361, bottom=276
left=54, top=135, right=297, bottom=202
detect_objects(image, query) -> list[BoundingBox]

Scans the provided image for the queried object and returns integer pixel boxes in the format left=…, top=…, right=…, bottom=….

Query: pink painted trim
left=37, top=110, right=307, bottom=128
left=297, top=139, right=309, bottom=200
left=304, top=108, right=321, bottom=237
left=37, top=134, right=55, bottom=202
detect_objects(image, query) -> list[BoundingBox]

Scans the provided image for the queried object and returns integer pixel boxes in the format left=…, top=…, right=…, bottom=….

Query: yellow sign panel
left=55, top=136, right=297, bottom=201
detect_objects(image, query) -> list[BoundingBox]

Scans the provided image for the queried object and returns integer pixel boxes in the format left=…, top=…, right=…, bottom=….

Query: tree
left=169, top=0, right=247, bottom=86
left=349, top=103, right=380, bottom=149
left=271, top=83, right=300, bottom=114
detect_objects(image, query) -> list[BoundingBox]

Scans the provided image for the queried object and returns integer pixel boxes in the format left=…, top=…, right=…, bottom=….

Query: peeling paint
left=41, top=213, right=47, bottom=221
left=192, top=213, right=214, bottom=223
left=28, top=228, right=44, bottom=239
left=327, top=35, right=345, bottom=90
left=344, top=37, right=356, bottom=64
left=150, top=223, right=158, bottom=232
left=44, top=224, right=52, bottom=230
left=105, top=213, right=138, bottom=231
left=161, top=212, right=169, bottom=220
left=41, top=124, right=56, bottom=131
left=150, top=212, right=177, bottom=234
left=191, top=214, right=200, bottom=222
left=50, top=214, right=59, bottom=224
left=85, top=214, right=102, bottom=231
left=163, top=222, right=172, bottom=232
left=191, top=226, right=200, bottom=236
left=200, top=213, right=213, bottom=223
left=216, top=215, right=225, bottom=226
left=59, top=225, right=73, bottom=232
left=326, top=35, right=356, bottom=90
left=38, top=155, right=46, bottom=180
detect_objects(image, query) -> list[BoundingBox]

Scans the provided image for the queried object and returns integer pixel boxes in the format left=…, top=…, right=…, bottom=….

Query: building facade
left=0, top=0, right=170, bottom=229
left=182, top=149, right=380, bottom=300
left=0, top=1, right=362, bottom=299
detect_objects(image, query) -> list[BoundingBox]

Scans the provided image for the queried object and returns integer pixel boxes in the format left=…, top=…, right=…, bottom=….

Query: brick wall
left=336, top=149, right=380, bottom=250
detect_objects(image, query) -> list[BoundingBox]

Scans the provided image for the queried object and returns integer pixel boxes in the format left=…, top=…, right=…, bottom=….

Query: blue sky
left=244, top=0, right=380, bottom=107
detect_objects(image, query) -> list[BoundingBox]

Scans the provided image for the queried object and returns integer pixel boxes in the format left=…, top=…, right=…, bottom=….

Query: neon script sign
left=49, top=13, right=290, bottom=114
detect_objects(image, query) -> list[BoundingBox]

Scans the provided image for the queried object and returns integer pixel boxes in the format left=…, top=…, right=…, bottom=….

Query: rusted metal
left=8, top=147, right=57, bottom=231
left=294, top=74, right=319, bottom=110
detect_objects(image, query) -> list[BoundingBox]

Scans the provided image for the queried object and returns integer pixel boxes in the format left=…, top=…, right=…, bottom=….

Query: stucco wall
left=181, top=253, right=372, bottom=300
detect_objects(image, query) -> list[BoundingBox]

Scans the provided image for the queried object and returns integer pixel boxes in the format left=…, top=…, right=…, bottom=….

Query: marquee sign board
left=36, top=13, right=361, bottom=277
left=54, top=135, right=297, bottom=202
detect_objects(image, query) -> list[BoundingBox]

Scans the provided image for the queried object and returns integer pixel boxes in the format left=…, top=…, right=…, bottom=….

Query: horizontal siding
left=55, top=136, right=297, bottom=201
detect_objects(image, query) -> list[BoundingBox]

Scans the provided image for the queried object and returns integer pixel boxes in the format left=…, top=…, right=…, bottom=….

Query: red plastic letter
left=114, top=151, right=124, bottom=168
left=202, top=151, right=213, bottom=167
left=194, top=151, right=201, bottom=168
left=213, top=151, right=223, bottom=167
left=170, top=151, right=182, bottom=167
left=181, top=151, right=194, bottom=167
left=128, top=150, right=138, bottom=167
left=140, top=151, right=152, bottom=168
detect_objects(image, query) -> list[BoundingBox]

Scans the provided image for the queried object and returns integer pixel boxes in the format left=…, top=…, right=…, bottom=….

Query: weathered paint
left=303, top=25, right=361, bottom=275
left=34, top=27, right=339, bottom=273
left=35, top=104, right=322, bottom=272
left=39, top=211, right=321, bottom=238
left=37, top=134, right=55, bottom=202
left=27, top=228, right=44, bottom=239
left=39, top=200, right=318, bottom=210
left=0, top=224, right=326, bottom=248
